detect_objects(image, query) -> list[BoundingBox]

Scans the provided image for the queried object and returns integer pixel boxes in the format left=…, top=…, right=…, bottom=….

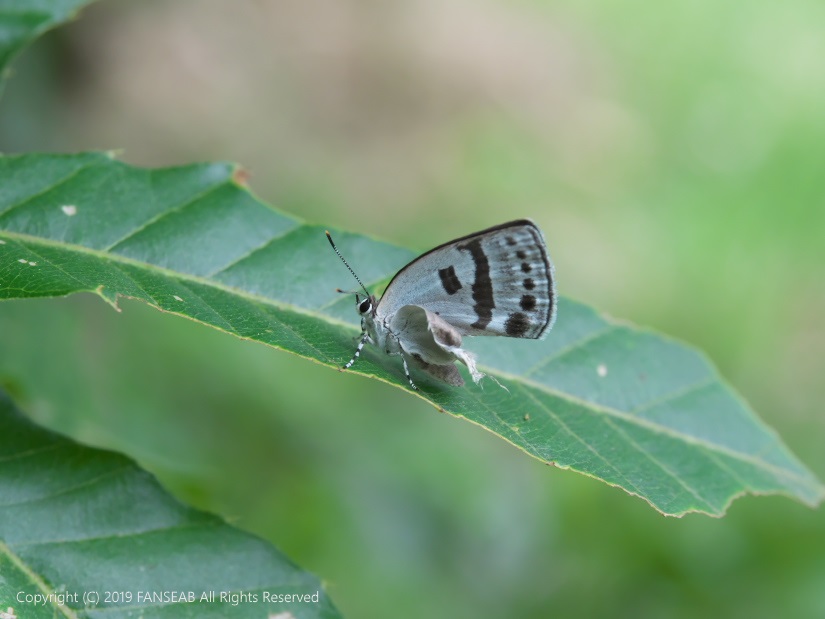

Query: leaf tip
left=95, top=285, right=122, bottom=312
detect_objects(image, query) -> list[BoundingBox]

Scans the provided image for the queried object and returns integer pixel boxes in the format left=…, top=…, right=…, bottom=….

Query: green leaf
left=0, top=0, right=96, bottom=95
left=0, top=391, right=342, bottom=618
left=0, top=152, right=822, bottom=516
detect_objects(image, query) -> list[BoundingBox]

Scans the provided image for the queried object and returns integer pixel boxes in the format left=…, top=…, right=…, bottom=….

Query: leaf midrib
left=0, top=228, right=815, bottom=493
left=0, top=226, right=345, bottom=331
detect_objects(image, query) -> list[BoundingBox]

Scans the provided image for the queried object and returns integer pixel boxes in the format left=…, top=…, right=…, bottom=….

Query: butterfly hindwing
left=376, top=220, right=556, bottom=339
left=389, top=305, right=468, bottom=386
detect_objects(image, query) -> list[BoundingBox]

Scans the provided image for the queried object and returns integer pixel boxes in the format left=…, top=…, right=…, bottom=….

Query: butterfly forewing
left=376, top=220, right=556, bottom=339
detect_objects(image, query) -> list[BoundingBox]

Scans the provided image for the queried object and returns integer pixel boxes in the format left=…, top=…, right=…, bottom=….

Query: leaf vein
left=170, top=279, right=236, bottom=332
left=523, top=325, right=615, bottom=377
left=0, top=443, right=60, bottom=464
left=515, top=383, right=647, bottom=498
left=0, top=160, right=97, bottom=219
left=104, top=182, right=225, bottom=252
left=10, top=520, right=222, bottom=550
left=631, top=377, right=717, bottom=414
left=601, top=414, right=716, bottom=512
left=0, top=465, right=131, bottom=508
left=204, top=222, right=301, bottom=278
left=13, top=241, right=90, bottom=290
left=484, top=365, right=818, bottom=491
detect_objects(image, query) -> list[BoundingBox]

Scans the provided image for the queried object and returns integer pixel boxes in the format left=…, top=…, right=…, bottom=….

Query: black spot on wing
left=457, top=238, right=494, bottom=330
left=520, top=294, right=536, bottom=311
left=521, top=262, right=532, bottom=273
left=505, top=312, right=531, bottom=337
left=438, top=265, right=463, bottom=295
left=523, top=278, right=535, bottom=290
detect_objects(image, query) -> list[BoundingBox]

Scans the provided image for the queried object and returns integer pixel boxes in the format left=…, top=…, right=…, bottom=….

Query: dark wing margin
left=521, top=220, right=556, bottom=339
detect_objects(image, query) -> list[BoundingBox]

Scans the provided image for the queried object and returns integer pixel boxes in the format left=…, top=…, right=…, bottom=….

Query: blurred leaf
left=0, top=390, right=342, bottom=618
left=0, top=0, right=95, bottom=95
left=0, top=152, right=822, bottom=517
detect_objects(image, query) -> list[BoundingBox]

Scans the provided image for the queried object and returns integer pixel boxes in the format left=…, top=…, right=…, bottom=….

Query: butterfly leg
left=400, top=355, right=419, bottom=391
left=343, top=331, right=370, bottom=370
left=384, top=328, right=419, bottom=391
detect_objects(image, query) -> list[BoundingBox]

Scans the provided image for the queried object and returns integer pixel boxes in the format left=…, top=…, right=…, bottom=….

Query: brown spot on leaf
left=233, top=167, right=251, bottom=186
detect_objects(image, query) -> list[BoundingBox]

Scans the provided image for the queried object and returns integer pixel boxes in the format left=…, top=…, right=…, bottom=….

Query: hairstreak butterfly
left=327, top=220, right=556, bottom=389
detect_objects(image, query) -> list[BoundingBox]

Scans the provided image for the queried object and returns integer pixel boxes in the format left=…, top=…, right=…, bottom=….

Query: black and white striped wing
left=376, top=220, right=556, bottom=339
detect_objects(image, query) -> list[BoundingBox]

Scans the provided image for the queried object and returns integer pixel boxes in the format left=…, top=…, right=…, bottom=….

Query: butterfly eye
left=358, top=299, right=372, bottom=314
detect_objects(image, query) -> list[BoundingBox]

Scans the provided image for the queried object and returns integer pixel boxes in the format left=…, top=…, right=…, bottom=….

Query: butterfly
left=326, top=219, right=557, bottom=389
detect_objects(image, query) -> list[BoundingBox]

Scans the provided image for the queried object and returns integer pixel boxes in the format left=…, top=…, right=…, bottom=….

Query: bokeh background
left=1, top=0, right=824, bottom=617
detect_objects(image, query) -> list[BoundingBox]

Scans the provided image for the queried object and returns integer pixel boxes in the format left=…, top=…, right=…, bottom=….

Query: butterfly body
left=328, top=219, right=556, bottom=389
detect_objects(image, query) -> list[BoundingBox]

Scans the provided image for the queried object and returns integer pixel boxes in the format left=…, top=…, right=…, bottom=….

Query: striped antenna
left=326, top=231, right=371, bottom=299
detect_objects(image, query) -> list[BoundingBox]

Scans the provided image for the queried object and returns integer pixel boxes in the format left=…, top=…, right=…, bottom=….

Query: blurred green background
left=1, top=0, right=824, bottom=617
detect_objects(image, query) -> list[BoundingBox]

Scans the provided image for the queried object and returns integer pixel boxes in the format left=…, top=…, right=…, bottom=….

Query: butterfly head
left=355, top=293, right=377, bottom=317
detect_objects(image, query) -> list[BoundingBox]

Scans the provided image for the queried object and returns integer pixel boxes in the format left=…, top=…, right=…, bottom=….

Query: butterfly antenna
left=326, top=230, right=371, bottom=298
